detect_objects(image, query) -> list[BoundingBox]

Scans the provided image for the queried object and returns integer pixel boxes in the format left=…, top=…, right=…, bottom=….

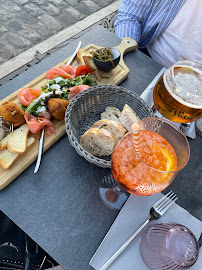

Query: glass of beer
left=153, top=60, right=202, bottom=123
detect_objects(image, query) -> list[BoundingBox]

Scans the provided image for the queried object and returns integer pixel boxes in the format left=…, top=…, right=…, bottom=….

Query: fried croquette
left=0, top=101, right=25, bottom=128
left=48, top=98, right=70, bottom=120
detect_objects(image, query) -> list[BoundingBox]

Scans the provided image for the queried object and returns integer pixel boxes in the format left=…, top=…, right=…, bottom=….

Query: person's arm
left=114, top=0, right=152, bottom=44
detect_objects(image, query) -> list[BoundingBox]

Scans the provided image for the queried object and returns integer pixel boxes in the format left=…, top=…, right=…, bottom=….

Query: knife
left=34, top=128, right=44, bottom=174
left=34, top=41, right=82, bottom=173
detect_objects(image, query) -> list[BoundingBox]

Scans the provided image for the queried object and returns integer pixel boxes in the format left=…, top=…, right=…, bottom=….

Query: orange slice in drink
left=158, top=146, right=178, bottom=172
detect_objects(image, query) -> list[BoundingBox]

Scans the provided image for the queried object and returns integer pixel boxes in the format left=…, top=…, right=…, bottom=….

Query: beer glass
left=153, top=60, right=202, bottom=123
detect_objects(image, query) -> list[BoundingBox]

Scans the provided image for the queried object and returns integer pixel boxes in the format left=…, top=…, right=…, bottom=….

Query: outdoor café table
left=0, top=26, right=201, bottom=270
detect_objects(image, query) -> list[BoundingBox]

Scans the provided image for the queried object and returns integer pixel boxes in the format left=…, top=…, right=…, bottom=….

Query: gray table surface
left=0, top=26, right=201, bottom=270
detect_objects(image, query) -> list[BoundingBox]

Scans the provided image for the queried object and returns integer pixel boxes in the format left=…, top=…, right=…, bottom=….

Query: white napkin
left=89, top=193, right=202, bottom=270
left=140, top=68, right=196, bottom=139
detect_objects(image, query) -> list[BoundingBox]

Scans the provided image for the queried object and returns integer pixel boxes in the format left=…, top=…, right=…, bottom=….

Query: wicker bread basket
left=65, top=85, right=153, bottom=168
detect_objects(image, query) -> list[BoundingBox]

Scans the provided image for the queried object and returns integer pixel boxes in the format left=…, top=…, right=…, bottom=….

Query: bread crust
left=80, top=127, right=116, bottom=157
left=0, top=124, right=29, bottom=154
left=0, top=136, right=35, bottom=170
left=83, top=56, right=97, bottom=72
left=77, top=49, right=91, bottom=66
left=92, top=119, right=126, bottom=142
left=120, top=104, right=141, bottom=131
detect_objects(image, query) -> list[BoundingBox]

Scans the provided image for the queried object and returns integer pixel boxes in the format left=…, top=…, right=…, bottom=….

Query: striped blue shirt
left=114, top=0, right=186, bottom=48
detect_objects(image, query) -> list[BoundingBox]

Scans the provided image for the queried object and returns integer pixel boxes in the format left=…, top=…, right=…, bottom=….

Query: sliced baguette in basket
left=120, top=104, right=141, bottom=131
left=80, top=128, right=117, bottom=157
left=0, top=124, right=29, bottom=153
left=0, top=137, right=35, bottom=170
left=101, top=106, right=121, bottom=123
left=92, top=120, right=126, bottom=143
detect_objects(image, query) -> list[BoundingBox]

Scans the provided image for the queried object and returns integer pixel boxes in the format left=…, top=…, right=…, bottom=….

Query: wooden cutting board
left=0, top=37, right=137, bottom=190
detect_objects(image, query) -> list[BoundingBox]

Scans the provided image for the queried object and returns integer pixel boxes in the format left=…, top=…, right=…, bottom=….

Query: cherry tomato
left=76, top=65, right=92, bottom=76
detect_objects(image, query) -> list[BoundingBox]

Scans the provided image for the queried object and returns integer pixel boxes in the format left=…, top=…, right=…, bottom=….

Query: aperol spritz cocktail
left=111, top=118, right=190, bottom=196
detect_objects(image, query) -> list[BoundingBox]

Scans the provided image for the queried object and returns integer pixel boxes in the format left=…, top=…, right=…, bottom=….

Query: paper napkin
left=89, top=193, right=202, bottom=270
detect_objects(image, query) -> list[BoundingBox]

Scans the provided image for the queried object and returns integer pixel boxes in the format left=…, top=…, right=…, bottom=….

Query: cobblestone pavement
left=0, top=0, right=117, bottom=65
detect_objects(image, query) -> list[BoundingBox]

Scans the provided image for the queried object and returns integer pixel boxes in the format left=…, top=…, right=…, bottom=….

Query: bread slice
left=80, top=127, right=116, bottom=157
left=101, top=107, right=121, bottom=123
left=0, top=137, right=35, bottom=170
left=92, top=120, right=126, bottom=143
left=0, top=136, right=8, bottom=151
left=120, top=104, right=141, bottom=131
left=0, top=124, right=29, bottom=153
left=77, top=49, right=101, bottom=81
left=83, top=55, right=97, bottom=72
left=77, top=49, right=91, bottom=66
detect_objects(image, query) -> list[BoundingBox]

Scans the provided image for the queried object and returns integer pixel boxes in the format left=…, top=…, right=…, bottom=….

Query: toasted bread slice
left=77, top=49, right=91, bottom=66
left=77, top=50, right=101, bottom=81
left=0, top=124, right=29, bottom=154
left=0, top=136, right=8, bottom=151
left=80, top=127, right=116, bottom=157
left=120, top=104, right=141, bottom=131
left=92, top=120, right=126, bottom=143
left=83, top=55, right=97, bottom=72
left=0, top=137, right=35, bottom=170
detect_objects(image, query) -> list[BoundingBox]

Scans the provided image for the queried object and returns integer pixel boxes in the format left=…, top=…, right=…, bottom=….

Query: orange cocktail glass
left=111, top=118, right=190, bottom=197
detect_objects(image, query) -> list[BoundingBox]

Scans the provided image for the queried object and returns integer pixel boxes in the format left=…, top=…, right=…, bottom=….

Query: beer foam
left=165, top=67, right=202, bottom=109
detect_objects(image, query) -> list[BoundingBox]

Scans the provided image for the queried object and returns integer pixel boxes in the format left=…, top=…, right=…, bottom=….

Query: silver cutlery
left=34, top=41, right=82, bottom=173
left=34, top=128, right=45, bottom=174
left=99, top=191, right=178, bottom=270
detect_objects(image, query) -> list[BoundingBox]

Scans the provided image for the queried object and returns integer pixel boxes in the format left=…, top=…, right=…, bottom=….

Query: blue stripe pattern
left=114, top=0, right=186, bottom=48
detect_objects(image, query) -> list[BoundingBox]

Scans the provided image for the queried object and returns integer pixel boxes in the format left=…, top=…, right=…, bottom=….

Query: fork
left=99, top=191, right=178, bottom=270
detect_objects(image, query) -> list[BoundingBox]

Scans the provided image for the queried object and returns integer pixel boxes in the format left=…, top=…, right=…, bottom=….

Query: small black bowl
left=93, top=48, right=120, bottom=72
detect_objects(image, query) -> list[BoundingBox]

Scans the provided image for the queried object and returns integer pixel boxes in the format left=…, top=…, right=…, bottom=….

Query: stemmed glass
left=99, top=117, right=190, bottom=210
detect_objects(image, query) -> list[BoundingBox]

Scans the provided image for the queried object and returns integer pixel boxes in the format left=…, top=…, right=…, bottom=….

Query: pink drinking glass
left=140, top=223, right=199, bottom=269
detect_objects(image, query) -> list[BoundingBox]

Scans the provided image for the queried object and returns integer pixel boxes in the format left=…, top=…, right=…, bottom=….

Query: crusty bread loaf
left=77, top=49, right=91, bottom=66
left=80, top=128, right=116, bottom=157
left=0, top=124, right=29, bottom=153
left=101, top=107, right=121, bottom=123
left=92, top=119, right=126, bottom=142
left=0, top=137, right=35, bottom=170
left=120, top=104, right=141, bottom=131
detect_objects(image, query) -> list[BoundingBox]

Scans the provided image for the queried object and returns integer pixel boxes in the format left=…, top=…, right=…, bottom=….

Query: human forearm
left=114, top=0, right=152, bottom=43
left=115, top=16, right=141, bottom=43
